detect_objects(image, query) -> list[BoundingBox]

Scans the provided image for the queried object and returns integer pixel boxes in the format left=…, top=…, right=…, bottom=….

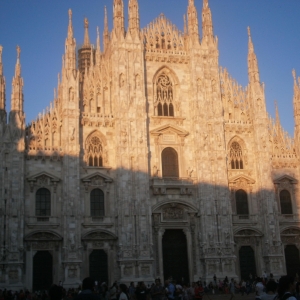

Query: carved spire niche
left=247, top=27, right=260, bottom=85
left=202, top=0, right=214, bottom=41
left=113, top=0, right=125, bottom=39
left=63, top=9, right=76, bottom=73
left=187, top=0, right=200, bottom=44
left=0, top=45, right=6, bottom=112
left=128, top=0, right=140, bottom=39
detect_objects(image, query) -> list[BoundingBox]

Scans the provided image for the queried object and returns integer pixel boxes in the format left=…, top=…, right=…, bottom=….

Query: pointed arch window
left=230, top=142, right=244, bottom=169
left=280, top=190, right=293, bottom=215
left=156, top=73, right=174, bottom=117
left=86, top=136, right=103, bottom=167
left=236, top=189, right=249, bottom=215
left=90, top=189, right=104, bottom=217
left=162, top=147, right=179, bottom=178
left=36, top=188, right=51, bottom=216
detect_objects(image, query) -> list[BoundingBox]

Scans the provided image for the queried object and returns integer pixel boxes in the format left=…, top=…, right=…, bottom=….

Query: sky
left=0, top=0, right=300, bottom=136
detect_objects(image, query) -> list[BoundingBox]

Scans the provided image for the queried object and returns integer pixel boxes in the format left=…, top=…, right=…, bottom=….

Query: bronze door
left=162, top=229, right=189, bottom=284
left=285, top=245, right=300, bottom=276
left=89, top=249, right=108, bottom=283
left=32, top=251, right=53, bottom=291
left=239, top=246, right=256, bottom=281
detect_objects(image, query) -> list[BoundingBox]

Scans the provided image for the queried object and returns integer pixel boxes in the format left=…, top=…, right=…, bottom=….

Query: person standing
left=151, top=279, right=164, bottom=300
left=229, top=279, right=235, bottom=300
left=119, top=284, right=129, bottom=300
left=167, top=280, right=175, bottom=300
left=277, top=276, right=297, bottom=300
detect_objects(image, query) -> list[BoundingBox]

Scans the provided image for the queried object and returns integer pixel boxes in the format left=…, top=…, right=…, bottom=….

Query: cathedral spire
left=103, top=6, right=109, bottom=51
left=83, top=18, right=90, bottom=47
left=64, top=9, right=76, bottom=72
left=202, top=0, right=214, bottom=41
left=293, top=70, right=300, bottom=131
left=128, top=0, right=140, bottom=39
left=11, top=46, right=24, bottom=113
left=97, top=27, right=101, bottom=51
left=113, top=0, right=125, bottom=39
left=96, top=27, right=101, bottom=65
left=0, top=45, right=6, bottom=112
left=247, top=27, right=260, bottom=84
left=67, top=8, right=74, bottom=40
left=187, top=0, right=200, bottom=43
left=275, top=100, right=280, bottom=127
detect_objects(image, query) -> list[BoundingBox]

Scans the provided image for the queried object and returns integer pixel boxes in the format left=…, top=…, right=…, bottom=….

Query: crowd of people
left=0, top=273, right=299, bottom=300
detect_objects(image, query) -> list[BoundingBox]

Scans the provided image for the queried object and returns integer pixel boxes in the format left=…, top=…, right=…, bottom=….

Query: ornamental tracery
left=230, top=142, right=244, bottom=169
left=85, top=133, right=104, bottom=167
left=155, top=73, right=174, bottom=117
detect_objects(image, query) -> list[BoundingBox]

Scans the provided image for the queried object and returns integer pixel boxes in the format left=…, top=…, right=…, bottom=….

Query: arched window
left=36, top=188, right=51, bottom=216
left=230, top=142, right=244, bottom=169
left=162, top=147, right=179, bottom=178
left=90, top=189, right=104, bottom=217
left=280, top=190, right=293, bottom=214
left=86, top=136, right=103, bottom=167
left=156, top=73, right=174, bottom=117
left=236, top=189, right=249, bottom=215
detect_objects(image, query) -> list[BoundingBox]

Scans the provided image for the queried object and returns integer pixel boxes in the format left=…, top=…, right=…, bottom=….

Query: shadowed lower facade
left=0, top=0, right=300, bottom=290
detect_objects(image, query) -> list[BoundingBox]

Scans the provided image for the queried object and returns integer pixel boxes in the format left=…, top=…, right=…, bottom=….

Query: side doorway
left=33, top=251, right=53, bottom=291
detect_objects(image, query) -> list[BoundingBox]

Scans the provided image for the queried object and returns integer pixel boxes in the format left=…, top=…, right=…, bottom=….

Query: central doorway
left=285, top=245, right=300, bottom=276
left=239, top=246, right=257, bottom=281
left=89, top=249, right=108, bottom=283
left=162, top=229, right=189, bottom=284
left=33, top=251, right=53, bottom=291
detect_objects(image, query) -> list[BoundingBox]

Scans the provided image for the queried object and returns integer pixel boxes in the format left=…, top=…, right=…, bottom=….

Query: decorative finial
left=203, top=0, right=209, bottom=8
left=247, top=26, right=251, bottom=38
left=292, top=69, right=296, bottom=81
left=16, top=45, right=21, bottom=60
left=68, top=9, right=72, bottom=21
left=84, top=17, right=89, bottom=29
left=0, top=45, right=2, bottom=63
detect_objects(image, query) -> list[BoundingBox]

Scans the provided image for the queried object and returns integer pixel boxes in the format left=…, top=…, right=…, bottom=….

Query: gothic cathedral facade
left=0, top=0, right=300, bottom=290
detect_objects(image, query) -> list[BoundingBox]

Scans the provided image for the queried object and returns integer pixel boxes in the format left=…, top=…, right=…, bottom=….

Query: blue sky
left=0, top=0, right=299, bottom=136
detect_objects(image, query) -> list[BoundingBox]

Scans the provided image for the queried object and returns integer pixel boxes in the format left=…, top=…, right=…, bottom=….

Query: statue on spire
left=15, top=46, right=21, bottom=77
left=83, top=18, right=90, bottom=46
left=17, top=45, right=21, bottom=59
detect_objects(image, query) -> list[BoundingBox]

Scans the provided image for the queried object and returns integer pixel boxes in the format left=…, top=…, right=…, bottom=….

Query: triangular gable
left=229, top=174, right=255, bottom=185
left=81, top=172, right=113, bottom=183
left=150, top=124, right=189, bottom=137
left=27, top=171, right=60, bottom=182
left=274, top=175, right=298, bottom=184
